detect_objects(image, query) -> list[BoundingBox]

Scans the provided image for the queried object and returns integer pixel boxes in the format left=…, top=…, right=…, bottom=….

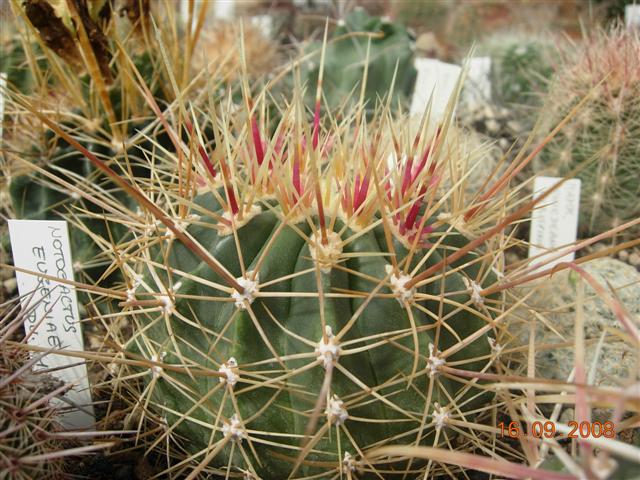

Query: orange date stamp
left=498, top=421, right=616, bottom=439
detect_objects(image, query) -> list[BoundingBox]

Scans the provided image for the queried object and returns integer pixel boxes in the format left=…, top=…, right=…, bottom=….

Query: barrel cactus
left=537, top=27, right=640, bottom=236
left=9, top=8, right=528, bottom=476
left=66, top=62, right=526, bottom=477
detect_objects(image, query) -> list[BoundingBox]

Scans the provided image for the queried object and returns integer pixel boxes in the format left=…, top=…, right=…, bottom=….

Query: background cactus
left=7, top=120, right=167, bottom=281
left=536, top=26, right=640, bottom=236
left=3, top=0, right=221, bottom=282
left=477, top=31, right=556, bottom=107
left=193, top=20, right=279, bottom=86
left=0, top=37, right=40, bottom=94
left=301, top=8, right=416, bottom=113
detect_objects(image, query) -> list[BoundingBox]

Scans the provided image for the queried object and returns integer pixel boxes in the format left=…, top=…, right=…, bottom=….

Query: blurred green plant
left=301, top=9, right=416, bottom=112
left=477, top=32, right=556, bottom=106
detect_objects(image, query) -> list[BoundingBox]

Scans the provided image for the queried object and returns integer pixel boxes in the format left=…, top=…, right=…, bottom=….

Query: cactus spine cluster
left=538, top=27, right=640, bottom=236
left=0, top=303, right=76, bottom=478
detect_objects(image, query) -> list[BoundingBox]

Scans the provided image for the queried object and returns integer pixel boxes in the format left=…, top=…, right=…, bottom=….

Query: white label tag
left=410, top=59, right=461, bottom=121
left=528, top=177, right=581, bottom=270
left=0, top=72, right=6, bottom=140
left=8, top=220, right=95, bottom=429
left=626, top=5, right=640, bottom=28
left=461, top=57, right=491, bottom=110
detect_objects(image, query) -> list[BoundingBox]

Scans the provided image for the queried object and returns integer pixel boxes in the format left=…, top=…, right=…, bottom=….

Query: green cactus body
left=302, top=9, right=416, bottom=112
left=118, top=96, right=501, bottom=476
left=0, top=38, right=41, bottom=93
left=134, top=200, right=492, bottom=477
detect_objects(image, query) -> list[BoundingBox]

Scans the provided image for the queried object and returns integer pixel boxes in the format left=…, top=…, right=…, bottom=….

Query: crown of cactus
left=301, top=9, right=416, bottom=112
left=477, top=31, right=556, bottom=106
left=537, top=27, right=640, bottom=236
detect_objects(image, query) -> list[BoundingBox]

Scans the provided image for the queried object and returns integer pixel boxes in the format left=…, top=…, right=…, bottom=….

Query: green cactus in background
left=3, top=1, right=210, bottom=279
left=301, top=8, right=416, bottom=112
left=0, top=38, right=40, bottom=93
left=7, top=121, right=165, bottom=278
left=478, top=32, right=556, bottom=106
left=537, top=27, right=640, bottom=236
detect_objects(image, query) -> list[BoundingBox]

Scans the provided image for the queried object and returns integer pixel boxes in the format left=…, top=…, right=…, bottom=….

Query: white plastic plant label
left=626, top=5, right=640, bottom=28
left=410, top=59, right=462, bottom=122
left=8, top=220, right=95, bottom=429
left=528, top=177, right=581, bottom=270
left=461, top=57, right=491, bottom=110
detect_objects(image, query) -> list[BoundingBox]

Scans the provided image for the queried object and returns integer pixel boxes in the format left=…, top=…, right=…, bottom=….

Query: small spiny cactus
left=194, top=20, right=279, bottom=86
left=0, top=302, right=89, bottom=478
left=537, top=26, right=640, bottom=236
left=477, top=31, right=556, bottom=106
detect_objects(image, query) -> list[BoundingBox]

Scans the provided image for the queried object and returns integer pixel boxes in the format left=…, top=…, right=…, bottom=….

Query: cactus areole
left=120, top=94, right=500, bottom=478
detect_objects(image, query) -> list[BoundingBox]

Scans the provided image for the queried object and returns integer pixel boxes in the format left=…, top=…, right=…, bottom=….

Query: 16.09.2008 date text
left=498, top=421, right=615, bottom=439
